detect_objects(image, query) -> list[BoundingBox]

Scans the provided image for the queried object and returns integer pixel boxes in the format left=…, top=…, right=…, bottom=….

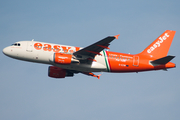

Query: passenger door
left=133, top=56, right=139, bottom=66
left=26, top=41, right=33, bottom=52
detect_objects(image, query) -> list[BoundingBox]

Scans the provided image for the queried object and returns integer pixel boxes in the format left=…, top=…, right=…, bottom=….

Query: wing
left=73, top=34, right=120, bottom=58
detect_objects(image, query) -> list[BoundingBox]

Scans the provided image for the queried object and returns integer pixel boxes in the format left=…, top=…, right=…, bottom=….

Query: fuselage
left=3, top=40, right=175, bottom=73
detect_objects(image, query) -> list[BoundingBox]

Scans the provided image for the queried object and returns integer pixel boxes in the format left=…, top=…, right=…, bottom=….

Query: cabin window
left=12, top=43, right=21, bottom=46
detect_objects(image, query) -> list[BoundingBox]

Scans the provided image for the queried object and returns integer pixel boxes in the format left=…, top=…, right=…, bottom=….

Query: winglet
left=97, top=74, right=101, bottom=79
left=114, top=34, right=120, bottom=39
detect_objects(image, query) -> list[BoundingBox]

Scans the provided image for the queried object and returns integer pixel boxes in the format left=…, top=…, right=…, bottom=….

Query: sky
left=0, top=0, right=180, bottom=120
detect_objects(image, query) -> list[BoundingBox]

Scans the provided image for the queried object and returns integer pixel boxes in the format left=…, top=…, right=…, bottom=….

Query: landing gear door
left=133, top=56, right=139, bottom=66
left=26, top=41, right=33, bottom=52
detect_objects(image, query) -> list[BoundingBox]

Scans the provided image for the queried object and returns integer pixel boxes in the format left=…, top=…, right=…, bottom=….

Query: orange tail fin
left=139, top=30, right=176, bottom=59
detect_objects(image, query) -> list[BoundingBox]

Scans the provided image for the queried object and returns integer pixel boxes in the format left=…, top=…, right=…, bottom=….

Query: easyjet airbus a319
left=3, top=30, right=176, bottom=79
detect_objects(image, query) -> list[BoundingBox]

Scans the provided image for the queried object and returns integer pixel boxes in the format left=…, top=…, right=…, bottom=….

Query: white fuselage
left=3, top=41, right=108, bottom=72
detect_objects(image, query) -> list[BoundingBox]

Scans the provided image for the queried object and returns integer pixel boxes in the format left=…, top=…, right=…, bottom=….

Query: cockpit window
left=12, top=43, right=21, bottom=46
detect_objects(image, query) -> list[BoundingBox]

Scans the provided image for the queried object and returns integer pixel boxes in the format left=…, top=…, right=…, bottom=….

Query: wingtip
left=114, top=34, right=120, bottom=39
left=97, top=74, right=102, bottom=79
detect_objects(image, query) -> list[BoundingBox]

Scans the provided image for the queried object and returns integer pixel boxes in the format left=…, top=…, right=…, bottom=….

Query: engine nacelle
left=49, top=53, right=79, bottom=65
left=48, top=66, right=74, bottom=78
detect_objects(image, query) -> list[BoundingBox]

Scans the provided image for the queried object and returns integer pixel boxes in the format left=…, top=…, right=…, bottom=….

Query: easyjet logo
left=34, top=43, right=80, bottom=53
left=147, top=33, right=169, bottom=53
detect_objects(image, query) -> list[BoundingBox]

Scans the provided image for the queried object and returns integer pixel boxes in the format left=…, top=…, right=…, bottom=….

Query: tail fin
left=139, top=30, right=176, bottom=59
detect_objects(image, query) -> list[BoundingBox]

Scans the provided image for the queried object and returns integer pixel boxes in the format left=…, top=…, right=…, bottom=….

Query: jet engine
left=48, top=66, right=74, bottom=78
left=49, top=53, right=79, bottom=64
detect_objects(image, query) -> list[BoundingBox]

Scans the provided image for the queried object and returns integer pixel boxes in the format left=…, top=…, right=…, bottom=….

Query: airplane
left=3, top=30, right=176, bottom=79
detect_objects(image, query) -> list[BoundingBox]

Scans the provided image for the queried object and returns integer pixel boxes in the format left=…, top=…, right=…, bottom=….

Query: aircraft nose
left=3, top=47, right=10, bottom=56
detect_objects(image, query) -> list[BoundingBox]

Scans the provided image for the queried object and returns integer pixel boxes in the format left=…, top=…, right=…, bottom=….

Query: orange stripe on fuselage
left=106, top=51, right=173, bottom=72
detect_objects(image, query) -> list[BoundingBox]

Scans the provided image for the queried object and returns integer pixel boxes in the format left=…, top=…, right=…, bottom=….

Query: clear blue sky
left=1, top=0, right=180, bottom=120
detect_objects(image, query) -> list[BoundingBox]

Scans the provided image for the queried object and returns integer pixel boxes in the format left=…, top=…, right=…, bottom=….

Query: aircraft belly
left=53, top=62, right=106, bottom=72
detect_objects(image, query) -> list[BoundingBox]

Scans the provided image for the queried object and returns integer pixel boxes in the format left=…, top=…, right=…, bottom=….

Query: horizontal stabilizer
left=151, top=55, right=175, bottom=66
